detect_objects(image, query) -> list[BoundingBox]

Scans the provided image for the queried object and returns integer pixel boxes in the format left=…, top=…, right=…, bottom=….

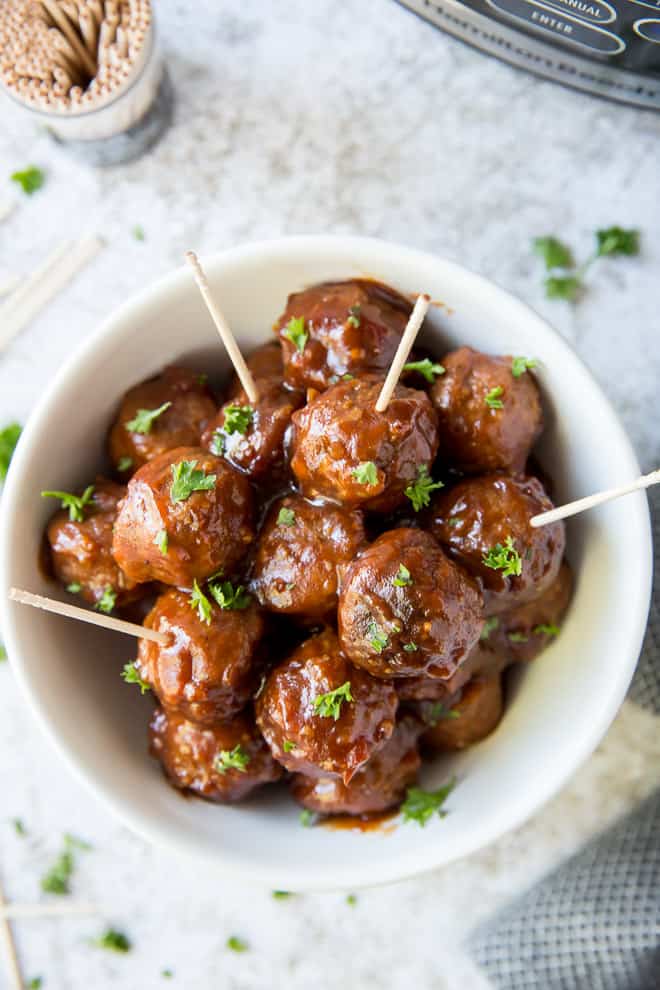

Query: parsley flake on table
left=116, top=456, right=133, bottom=472
left=155, top=529, right=169, bottom=555
left=190, top=579, right=212, bottom=624
left=10, top=165, right=44, bottom=195
left=545, top=275, right=582, bottom=301
left=0, top=644, right=6, bottom=661
left=170, top=459, right=216, bottom=502
left=426, top=702, right=461, bottom=726
left=277, top=506, right=296, bottom=527
left=484, top=386, right=504, bottom=409
left=210, top=429, right=224, bottom=456
left=272, top=890, right=293, bottom=899
left=401, top=778, right=456, bottom=827
left=41, top=847, right=74, bottom=895
left=533, top=622, right=560, bottom=637
left=392, top=563, right=412, bottom=587
left=95, top=586, right=117, bottom=614
left=283, top=740, right=296, bottom=753
left=482, top=536, right=522, bottom=577
left=223, top=404, right=254, bottom=435
left=346, top=305, right=361, bottom=328
left=403, top=358, right=445, bottom=383
left=511, top=356, right=537, bottom=378
left=0, top=422, right=21, bottom=480
left=532, top=236, right=573, bottom=271
left=352, top=461, right=378, bottom=486
left=27, top=978, right=42, bottom=989
left=404, top=465, right=443, bottom=512
left=313, top=681, right=353, bottom=720
left=12, top=817, right=26, bottom=836
left=214, top=744, right=250, bottom=774
left=64, top=833, right=92, bottom=850
left=122, top=662, right=150, bottom=694
left=227, top=935, right=249, bottom=953
left=162, top=970, right=174, bottom=979
left=92, top=928, right=132, bottom=953
left=41, top=484, right=94, bottom=522
left=133, top=225, right=145, bottom=241
left=480, top=616, right=499, bottom=640
left=283, top=316, right=308, bottom=354
left=125, top=401, right=171, bottom=434
left=346, top=894, right=357, bottom=906
left=367, top=621, right=389, bottom=654
left=208, top=578, right=250, bottom=611
left=595, top=226, right=640, bottom=258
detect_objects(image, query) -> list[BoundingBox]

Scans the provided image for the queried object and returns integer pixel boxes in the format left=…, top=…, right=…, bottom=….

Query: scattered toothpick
left=375, top=294, right=431, bottom=413
left=0, top=876, right=22, bottom=990
left=530, top=468, right=660, bottom=527
left=9, top=588, right=167, bottom=645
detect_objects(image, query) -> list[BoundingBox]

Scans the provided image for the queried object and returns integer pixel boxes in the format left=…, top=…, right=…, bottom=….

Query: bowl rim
left=0, top=234, right=652, bottom=890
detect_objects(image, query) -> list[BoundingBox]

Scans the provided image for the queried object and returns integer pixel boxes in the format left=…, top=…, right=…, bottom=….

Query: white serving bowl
left=0, top=236, right=652, bottom=891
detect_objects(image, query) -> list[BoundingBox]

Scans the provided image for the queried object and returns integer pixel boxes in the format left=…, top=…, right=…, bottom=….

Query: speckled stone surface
left=0, top=2, right=658, bottom=988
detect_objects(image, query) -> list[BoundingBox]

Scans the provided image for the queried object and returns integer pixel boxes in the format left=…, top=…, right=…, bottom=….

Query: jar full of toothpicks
left=0, top=0, right=172, bottom=165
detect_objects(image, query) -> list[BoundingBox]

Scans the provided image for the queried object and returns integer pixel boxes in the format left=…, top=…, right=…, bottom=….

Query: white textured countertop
left=1, top=2, right=659, bottom=988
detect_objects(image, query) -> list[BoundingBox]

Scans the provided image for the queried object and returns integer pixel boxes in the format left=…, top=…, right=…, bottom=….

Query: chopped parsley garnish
left=404, top=465, right=443, bottom=512
left=0, top=422, right=21, bottom=480
left=403, top=642, right=417, bottom=652
left=223, top=404, right=254, bottom=435
left=508, top=631, right=528, bottom=643
left=155, top=529, right=168, bottom=555
left=122, top=662, right=150, bottom=694
left=346, top=894, right=357, bottom=906
left=596, top=226, right=640, bottom=258
left=448, top=517, right=462, bottom=528
left=208, top=578, right=251, bottom=611
left=214, top=744, right=250, bottom=774
left=299, top=809, right=315, bottom=827
left=11, top=165, right=44, bottom=195
left=484, top=386, right=504, bottom=409
left=480, top=616, right=499, bottom=640
left=210, top=429, right=224, bottom=456
left=272, top=890, right=293, bottom=899
left=162, top=970, right=174, bottom=979
left=277, top=506, right=296, bottom=527
left=92, top=928, right=131, bottom=953
left=392, top=563, right=412, bottom=587
left=426, top=702, right=461, bottom=726
left=0, top=644, right=6, bottom=661
left=226, top=936, right=248, bottom=953
left=41, top=485, right=94, bottom=522
left=283, top=740, right=296, bottom=753
left=545, top=275, right=582, bottom=301
left=170, top=460, right=216, bottom=502
left=352, top=461, right=378, bottom=486
left=533, top=236, right=573, bottom=270
left=313, top=681, right=353, bottom=720
left=190, top=579, right=212, bottom=624
left=125, top=401, right=172, bottom=434
left=511, top=356, right=537, bottom=378
left=41, top=833, right=90, bottom=896
left=282, top=316, right=308, bottom=354
left=401, top=778, right=455, bottom=826
left=367, top=621, right=389, bottom=654
left=533, top=622, right=560, bottom=637
left=64, top=833, right=92, bottom=850
left=342, top=373, right=354, bottom=381
left=116, top=456, right=133, bottom=472
left=346, top=305, right=361, bottom=328
left=197, top=373, right=208, bottom=385
left=133, top=225, right=145, bottom=241
left=482, top=536, right=522, bottom=577
left=66, top=582, right=82, bottom=594
left=95, top=586, right=117, bottom=614
left=403, top=358, right=445, bottom=383
left=27, top=978, right=42, bottom=989
left=12, top=817, right=26, bottom=836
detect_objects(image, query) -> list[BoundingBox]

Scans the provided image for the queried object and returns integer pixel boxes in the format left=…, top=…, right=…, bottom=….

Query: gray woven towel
left=469, top=487, right=660, bottom=990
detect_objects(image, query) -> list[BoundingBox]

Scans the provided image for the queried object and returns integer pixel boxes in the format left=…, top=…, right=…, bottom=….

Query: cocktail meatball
left=112, top=447, right=254, bottom=588
left=291, top=717, right=422, bottom=817
left=201, top=343, right=303, bottom=481
left=255, top=629, right=398, bottom=784
left=423, top=675, right=503, bottom=750
left=135, top=587, right=264, bottom=725
left=149, top=706, right=282, bottom=803
left=395, top=632, right=509, bottom=703
left=428, top=473, right=565, bottom=615
left=109, top=366, right=216, bottom=474
left=290, top=376, right=439, bottom=512
left=45, top=476, right=141, bottom=609
left=276, top=279, right=412, bottom=391
left=338, top=528, right=484, bottom=680
left=490, top=560, right=573, bottom=662
left=431, top=347, right=543, bottom=474
left=250, top=494, right=366, bottom=619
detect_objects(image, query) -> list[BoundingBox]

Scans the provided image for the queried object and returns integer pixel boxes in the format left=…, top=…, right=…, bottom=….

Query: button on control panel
left=486, top=0, right=626, bottom=51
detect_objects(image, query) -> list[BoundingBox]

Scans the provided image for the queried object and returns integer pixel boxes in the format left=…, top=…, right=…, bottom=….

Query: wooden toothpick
left=530, top=468, right=660, bottom=528
left=0, top=876, right=22, bottom=990
left=185, top=251, right=260, bottom=404
left=375, top=294, right=431, bottom=413
left=9, top=589, right=168, bottom=645
left=1, top=902, right=98, bottom=921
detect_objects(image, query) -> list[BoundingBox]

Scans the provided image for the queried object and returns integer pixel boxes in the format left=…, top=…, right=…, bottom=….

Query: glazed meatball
left=276, top=279, right=412, bottom=391
left=291, top=717, right=422, bottom=817
left=250, top=494, right=366, bottom=618
left=290, top=376, right=439, bottom=512
left=109, top=366, right=216, bottom=473
left=338, top=528, right=484, bottom=680
left=431, top=347, right=543, bottom=475
left=423, top=675, right=503, bottom=750
left=112, top=447, right=254, bottom=587
left=256, top=629, right=398, bottom=784
left=202, top=344, right=303, bottom=482
left=45, top=476, right=141, bottom=609
left=489, top=560, right=573, bottom=662
left=395, top=632, right=509, bottom=703
left=149, top=706, right=282, bottom=803
left=135, top=587, right=264, bottom=724
left=428, top=473, right=565, bottom=615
